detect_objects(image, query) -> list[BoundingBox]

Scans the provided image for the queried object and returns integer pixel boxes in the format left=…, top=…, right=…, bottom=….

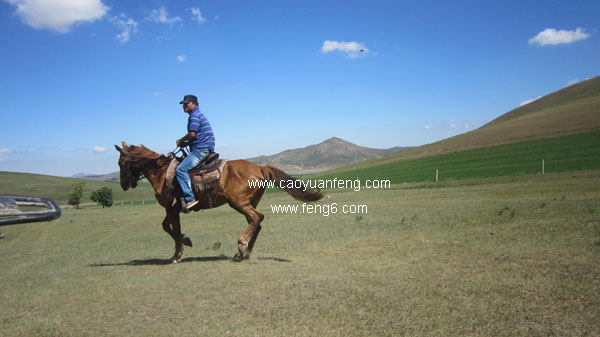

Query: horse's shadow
left=90, top=255, right=291, bottom=267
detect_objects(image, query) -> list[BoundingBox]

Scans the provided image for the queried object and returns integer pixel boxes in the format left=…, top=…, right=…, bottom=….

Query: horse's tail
left=260, top=165, right=324, bottom=202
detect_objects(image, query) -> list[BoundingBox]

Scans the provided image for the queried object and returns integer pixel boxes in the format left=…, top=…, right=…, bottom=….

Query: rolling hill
left=329, top=75, right=600, bottom=174
left=71, top=172, right=120, bottom=182
left=0, top=171, right=155, bottom=205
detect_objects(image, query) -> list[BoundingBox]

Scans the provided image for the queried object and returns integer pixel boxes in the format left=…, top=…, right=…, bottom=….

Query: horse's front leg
left=166, top=208, right=185, bottom=263
left=162, top=211, right=193, bottom=247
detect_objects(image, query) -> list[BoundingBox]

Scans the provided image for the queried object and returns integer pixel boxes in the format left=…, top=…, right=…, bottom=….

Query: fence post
left=542, top=159, right=545, bottom=174
left=435, top=169, right=439, bottom=182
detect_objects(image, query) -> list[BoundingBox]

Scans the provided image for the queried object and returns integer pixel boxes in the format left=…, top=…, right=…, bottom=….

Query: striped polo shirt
left=187, top=106, right=215, bottom=152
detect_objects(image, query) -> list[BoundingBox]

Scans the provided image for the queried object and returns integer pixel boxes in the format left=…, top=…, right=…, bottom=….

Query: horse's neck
left=140, top=160, right=168, bottom=192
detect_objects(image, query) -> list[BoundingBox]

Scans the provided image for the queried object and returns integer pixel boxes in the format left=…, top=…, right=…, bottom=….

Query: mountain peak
left=246, top=137, right=410, bottom=174
left=321, top=136, right=350, bottom=144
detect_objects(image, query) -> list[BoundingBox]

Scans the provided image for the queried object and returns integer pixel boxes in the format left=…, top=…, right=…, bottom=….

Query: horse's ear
left=121, top=141, right=129, bottom=149
left=114, top=145, right=124, bottom=153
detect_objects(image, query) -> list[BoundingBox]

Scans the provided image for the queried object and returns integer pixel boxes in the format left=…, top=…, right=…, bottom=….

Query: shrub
left=91, top=187, right=113, bottom=208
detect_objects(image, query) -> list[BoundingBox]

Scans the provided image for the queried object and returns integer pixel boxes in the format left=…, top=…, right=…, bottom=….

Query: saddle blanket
left=166, top=158, right=228, bottom=194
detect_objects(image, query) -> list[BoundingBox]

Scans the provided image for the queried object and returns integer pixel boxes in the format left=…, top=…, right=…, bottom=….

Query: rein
left=135, top=171, right=147, bottom=182
left=131, top=147, right=187, bottom=182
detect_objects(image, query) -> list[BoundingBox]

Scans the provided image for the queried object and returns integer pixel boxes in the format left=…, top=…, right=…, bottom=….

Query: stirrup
left=181, top=199, right=199, bottom=213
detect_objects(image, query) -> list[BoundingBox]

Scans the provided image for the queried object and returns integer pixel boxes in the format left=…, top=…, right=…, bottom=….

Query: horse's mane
left=125, top=145, right=167, bottom=169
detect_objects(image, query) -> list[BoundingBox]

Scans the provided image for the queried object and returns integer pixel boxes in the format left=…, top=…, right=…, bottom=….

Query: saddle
left=166, top=153, right=228, bottom=194
left=195, top=152, right=220, bottom=172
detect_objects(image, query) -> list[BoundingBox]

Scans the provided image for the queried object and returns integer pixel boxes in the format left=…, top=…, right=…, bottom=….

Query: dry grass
left=1, top=172, right=599, bottom=336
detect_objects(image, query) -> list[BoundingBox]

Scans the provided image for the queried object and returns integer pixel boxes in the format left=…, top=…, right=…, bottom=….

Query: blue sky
left=0, top=0, right=598, bottom=177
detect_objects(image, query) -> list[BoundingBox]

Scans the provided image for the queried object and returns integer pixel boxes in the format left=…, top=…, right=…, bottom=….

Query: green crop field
left=1, top=172, right=599, bottom=336
left=318, top=130, right=600, bottom=184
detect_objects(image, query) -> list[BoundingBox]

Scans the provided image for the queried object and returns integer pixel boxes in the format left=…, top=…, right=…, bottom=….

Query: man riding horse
left=176, top=94, right=215, bottom=213
left=114, top=95, right=323, bottom=262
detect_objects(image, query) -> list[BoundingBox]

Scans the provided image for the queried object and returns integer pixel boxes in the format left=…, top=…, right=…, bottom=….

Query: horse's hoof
left=171, top=259, right=178, bottom=264
left=233, top=251, right=251, bottom=262
left=183, top=236, right=193, bottom=247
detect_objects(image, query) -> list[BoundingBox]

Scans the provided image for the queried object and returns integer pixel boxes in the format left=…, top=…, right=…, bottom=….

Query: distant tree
left=68, top=182, right=85, bottom=209
left=90, top=187, right=113, bottom=208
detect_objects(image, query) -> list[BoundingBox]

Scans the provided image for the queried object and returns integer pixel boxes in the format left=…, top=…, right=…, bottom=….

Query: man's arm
left=176, top=131, right=197, bottom=147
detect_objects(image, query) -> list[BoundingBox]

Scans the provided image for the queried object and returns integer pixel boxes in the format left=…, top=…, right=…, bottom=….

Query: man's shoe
left=184, top=200, right=200, bottom=212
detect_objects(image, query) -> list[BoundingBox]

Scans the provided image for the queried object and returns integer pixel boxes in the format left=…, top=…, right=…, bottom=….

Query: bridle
left=121, top=159, right=144, bottom=186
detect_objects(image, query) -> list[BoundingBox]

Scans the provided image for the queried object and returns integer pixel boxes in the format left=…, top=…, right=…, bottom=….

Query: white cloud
left=4, top=0, right=109, bottom=33
left=566, top=78, right=580, bottom=86
left=529, top=27, right=590, bottom=46
left=148, top=7, right=181, bottom=24
left=424, top=125, right=432, bottom=130
left=177, top=55, right=186, bottom=62
left=109, top=13, right=137, bottom=43
left=321, top=40, right=369, bottom=58
left=93, top=146, right=106, bottom=153
left=464, top=123, right=470, bottom=130
left=0, top=148, right=11, bottom=162
left=520, top=96, right=542, bottom=107
left=153, top=91, right=162, bottom=96
left=190, top=8, right=206, bottom=23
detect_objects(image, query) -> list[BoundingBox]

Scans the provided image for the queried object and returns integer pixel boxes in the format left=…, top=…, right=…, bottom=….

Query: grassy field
left=1, top=171, right=599, bottom=336
left=319, top=130, right=600, bottom=183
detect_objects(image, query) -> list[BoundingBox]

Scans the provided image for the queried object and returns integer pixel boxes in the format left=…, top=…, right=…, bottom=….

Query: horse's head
left=114, top=141, right=142, bottom=190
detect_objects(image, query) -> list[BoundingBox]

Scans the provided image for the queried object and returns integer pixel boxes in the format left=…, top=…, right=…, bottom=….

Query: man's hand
left=176, top=131, right=196, bottom=148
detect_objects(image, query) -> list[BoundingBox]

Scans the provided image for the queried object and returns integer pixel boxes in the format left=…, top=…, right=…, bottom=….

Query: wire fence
left=60, top=200, right=158, bottom=209
left=111, top=199, right=159, bottom=206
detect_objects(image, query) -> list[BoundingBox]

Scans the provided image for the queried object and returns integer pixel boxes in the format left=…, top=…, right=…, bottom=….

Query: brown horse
left=114, top=142, right=323, bottom=263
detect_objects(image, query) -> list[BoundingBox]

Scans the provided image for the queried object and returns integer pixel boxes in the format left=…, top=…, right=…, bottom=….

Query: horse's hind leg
left=246, top=197, right=265, bottom=256
left=231, top=202, right=264, bottom=261
left=246, top=223, right=262, bottom=256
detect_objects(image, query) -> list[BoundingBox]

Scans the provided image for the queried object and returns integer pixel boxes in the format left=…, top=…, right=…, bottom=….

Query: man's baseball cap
left=180, top=94, right=198, bottom=104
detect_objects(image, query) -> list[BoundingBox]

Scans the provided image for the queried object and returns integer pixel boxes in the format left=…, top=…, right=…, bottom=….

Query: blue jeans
left=176, top=149, right=209, bottom=203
